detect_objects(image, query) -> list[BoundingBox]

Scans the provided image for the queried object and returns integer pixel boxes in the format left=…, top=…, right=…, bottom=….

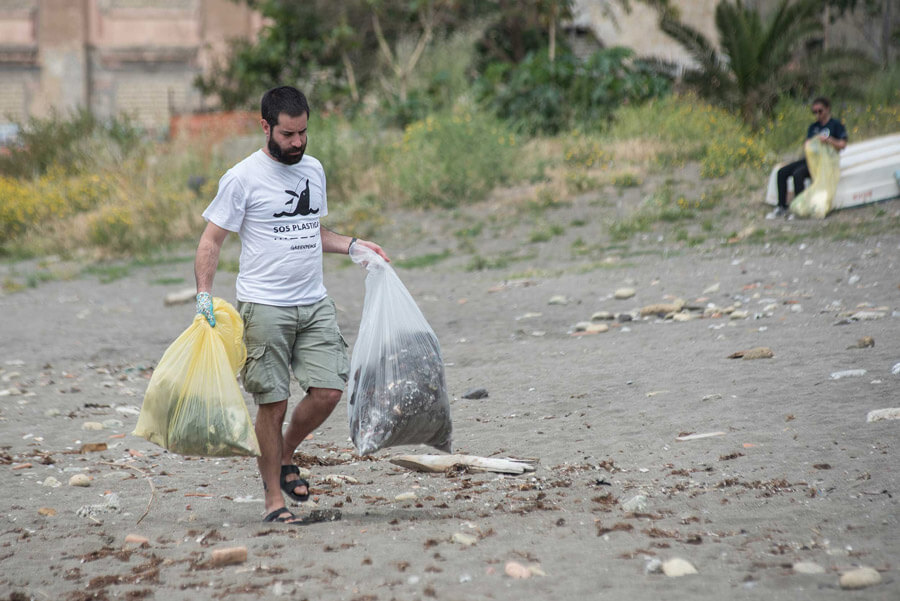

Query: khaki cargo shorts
left=237, top=297, right=350, bottom=404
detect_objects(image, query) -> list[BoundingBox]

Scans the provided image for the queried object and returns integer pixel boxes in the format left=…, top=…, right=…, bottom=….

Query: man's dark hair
left=811, top=96, right=831, bottom=109
left=261, top=86, right=310, bottom=128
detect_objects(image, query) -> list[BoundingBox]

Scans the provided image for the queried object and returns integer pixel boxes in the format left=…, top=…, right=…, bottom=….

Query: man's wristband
left=348, top=237, right=357, bottom=254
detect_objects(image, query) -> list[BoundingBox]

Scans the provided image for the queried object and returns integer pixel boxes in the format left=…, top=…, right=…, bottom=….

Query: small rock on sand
left=69, top=474, right=91, bottom=487
left=839, top=567, right=882, bottom=589
left=866, top=407, right=900, bottom=422
left=210, top=546, right=247, bottom=567
left=792, top=561, right=825, bottom=574
left=662, top=558, right=697, bottom=577
left=451, top=533, right=477, bottom=546
left=640, top=302, right=683, bottom=317
left=727, top=347, right=774, bottom=360
left=848, top=336, right=875, bottom=349
left=124, top=534, right=150, bottom=547
left=505, top=561, right=532, bottom=579
left=614, top=287, right=636, bottom=300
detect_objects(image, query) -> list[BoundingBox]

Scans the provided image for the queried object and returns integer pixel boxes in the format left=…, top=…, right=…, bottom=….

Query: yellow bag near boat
left=133, top=297, right=260, bottom=457
left=790, top=136, right=841, bottom=218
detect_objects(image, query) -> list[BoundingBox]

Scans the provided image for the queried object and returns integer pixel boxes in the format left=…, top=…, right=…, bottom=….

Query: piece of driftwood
left=389, top=454, right=537, bottom=474
left=163, top=288, right=197, bottom=306
left=675, top=431, right=726, bottom=442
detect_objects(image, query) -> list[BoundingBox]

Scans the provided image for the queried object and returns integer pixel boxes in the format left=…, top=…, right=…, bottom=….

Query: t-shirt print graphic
left=273, top=179, right=319, bottom=218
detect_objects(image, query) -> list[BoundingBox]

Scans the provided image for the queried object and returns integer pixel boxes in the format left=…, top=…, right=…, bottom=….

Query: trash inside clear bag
left=791, top=137, right=841, bottom=218
left=347, top=245, right=453, bottom=456
left=133, top=297, right=260, bottom=457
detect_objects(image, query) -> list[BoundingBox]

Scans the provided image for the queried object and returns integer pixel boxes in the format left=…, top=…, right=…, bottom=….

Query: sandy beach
left=1, top=194, right=898, bottom=600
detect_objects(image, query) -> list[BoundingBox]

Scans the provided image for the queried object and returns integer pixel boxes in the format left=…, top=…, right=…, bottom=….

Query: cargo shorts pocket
left=241, top=342, right=275, bottom=394
left=336, top=333, right=350, bottom=383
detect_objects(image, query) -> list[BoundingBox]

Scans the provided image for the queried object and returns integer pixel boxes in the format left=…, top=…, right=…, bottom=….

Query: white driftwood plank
left=675, top=431, right=726, bottom=442
left=390, top=454, right=537, bottom=474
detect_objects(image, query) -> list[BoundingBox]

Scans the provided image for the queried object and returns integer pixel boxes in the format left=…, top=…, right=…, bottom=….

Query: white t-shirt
left=203, top=149, right=329, bottom=306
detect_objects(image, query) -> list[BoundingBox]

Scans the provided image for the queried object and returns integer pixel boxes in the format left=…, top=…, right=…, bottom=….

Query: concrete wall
left=572, top=0, right=719, bottom=65
left=0, top=0, right=262, bottom=134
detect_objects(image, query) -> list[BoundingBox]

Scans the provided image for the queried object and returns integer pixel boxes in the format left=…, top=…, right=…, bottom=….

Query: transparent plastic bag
left=133, top=297, right=260, bottom=457
left=791, top=136, right=841, bottom=218
left=347, top=245, right=452, bottom=456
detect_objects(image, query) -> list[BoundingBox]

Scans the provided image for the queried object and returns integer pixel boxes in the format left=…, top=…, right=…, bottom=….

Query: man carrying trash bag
left=194, top=86, right=389, bottom=525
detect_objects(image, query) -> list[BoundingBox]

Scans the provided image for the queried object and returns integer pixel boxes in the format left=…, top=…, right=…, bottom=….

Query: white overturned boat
left=765, top=132, right=900, bottom=211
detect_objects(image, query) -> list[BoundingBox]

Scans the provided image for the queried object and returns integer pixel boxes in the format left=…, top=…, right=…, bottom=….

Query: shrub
left=481, top=47, right=670, bottom=135
left=0, top=169, right=113, bottom=244
left=610, top=93, right=774, bottom=178
left=0, top=108, right=143, bottom=178
left=87, top=205, right=137, bottom=253
left=381, top=109, right=519, bottom=207
left=757, top=99, right=813, bottom=156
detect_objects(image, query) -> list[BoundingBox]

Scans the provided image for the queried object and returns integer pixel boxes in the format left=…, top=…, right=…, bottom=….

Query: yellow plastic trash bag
left=133, top=297, right=260, bottom=457
left=790, top=137, right=841, bottom=219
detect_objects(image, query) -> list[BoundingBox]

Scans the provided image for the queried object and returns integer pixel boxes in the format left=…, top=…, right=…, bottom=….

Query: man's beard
left=268, top=137, right=305, bottom=165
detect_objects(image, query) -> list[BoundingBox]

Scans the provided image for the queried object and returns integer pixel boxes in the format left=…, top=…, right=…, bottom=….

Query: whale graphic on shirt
left=274, top=179, right=319, bottom=217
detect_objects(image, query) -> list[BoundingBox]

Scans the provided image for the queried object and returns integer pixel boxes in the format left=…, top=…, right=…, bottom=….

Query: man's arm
left=822, top=135, right=847, bottom=151
left=195, top=221, right=230, bottom=292
left=321, top=227, right=390, bottom=262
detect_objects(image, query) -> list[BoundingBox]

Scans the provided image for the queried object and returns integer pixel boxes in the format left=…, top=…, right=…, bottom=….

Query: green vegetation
left=1, top=1, right=898, bottom=288
left=656, top=0, right=876, bottom=125
left=394, top=251, right=451, bottom=269
left=381, top=110, right=520, bottom=207
left=479, top=47, right=671, bottom=135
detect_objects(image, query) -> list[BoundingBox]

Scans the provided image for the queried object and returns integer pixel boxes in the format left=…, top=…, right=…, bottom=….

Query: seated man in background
left=768, top=96, right=848, bottom=219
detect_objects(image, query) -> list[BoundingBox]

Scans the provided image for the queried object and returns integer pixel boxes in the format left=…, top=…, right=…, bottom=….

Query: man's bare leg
left=255, top=400, right=296, bottom=519
left=280, top=387, right=342, bottom=497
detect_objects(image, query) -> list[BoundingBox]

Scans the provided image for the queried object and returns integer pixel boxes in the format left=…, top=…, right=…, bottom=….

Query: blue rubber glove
left=196, top=292, right=216, bottom=327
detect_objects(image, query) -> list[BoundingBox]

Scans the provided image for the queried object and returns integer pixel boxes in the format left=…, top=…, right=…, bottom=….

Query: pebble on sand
left=82, top=422, right=104, bottom=431
left=69, top=474, right=91, bottom=487
left=847, top=336, right=875, bottom=349
left=505, top=561, right=533, bottom=579
left=866, top=407, right=900, bottom=422
left=451, top=533, right=477, bottom=546
left=792, top=561, right=826, bottom=575
left=662, top=558, right=698, bottom=577
left=395, top=492, right=417, bottom=502
left=839, top=567, right=882, bottom=589
left=640, top=302, right=684, bottom=317
left=727, top=347, right=774, bottom=360
left=210, top=546, right=248, bottom=567
left=124, top=534, right=150, bottom=547
left=614, top=287, right=636, bottom=300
